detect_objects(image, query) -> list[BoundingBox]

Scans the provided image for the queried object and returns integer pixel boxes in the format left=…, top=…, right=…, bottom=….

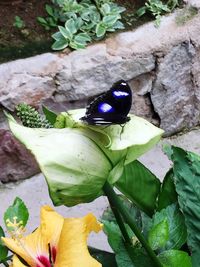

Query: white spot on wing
left=113, top=91, right=129, bottom=97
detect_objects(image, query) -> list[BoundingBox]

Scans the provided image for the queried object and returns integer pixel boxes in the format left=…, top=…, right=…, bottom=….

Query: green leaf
left=103, top=15, right=119, bottom=26
left=148, top=219, right=169, bottom=250
left=45, top=4, right=54, bottom=17
left=37, top=17, right=48, bottom=25
left=162, top=144, right=173, bottom=160
left=136, top=6, right=147, bottom=17
left=101, top=3, right=111, bottom=15
left=65, top=18, right=77, bottom=34
left=74, top=32, right=91, bottom=44
left=4, top=197, right=29, bottom=231
left=74, top=17, right=83, bottom=29
left=103, top=220, right=134, bottom=267
left=170, top=146, right=200, bottom=266
left=149, top=204, right=187, bottom=251
left=52, top=38, right=69, bottom=50
left=157, top=169, right=177, bottom=211
left=52, top=31, right=63, bottom=41
left=70, top=40, right=86, bottom=49
left=96, top=22, right=106, bottom=38
left=58, top=25, right=72, bottom=39
left=112, top=20, right=124, bottom=30
left=116, top=160, right=161, bottom=216
left=103, top=220, right=153, bottom=267
left=42, top=106, right=57, bottom=125
left=158, top=250, right=192, bottom=267
left=89, top=247, right=118, bottom=267
left=0, top=227, right=8, bottom=261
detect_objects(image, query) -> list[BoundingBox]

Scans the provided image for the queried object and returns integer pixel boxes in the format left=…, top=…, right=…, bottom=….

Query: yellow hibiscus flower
left=2, top=206, right=102, bottom=267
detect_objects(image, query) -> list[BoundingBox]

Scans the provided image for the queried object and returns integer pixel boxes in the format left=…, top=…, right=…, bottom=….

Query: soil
left=0, top=0, right=53, bottom=63
left=0, top=0, right=158, bottom=63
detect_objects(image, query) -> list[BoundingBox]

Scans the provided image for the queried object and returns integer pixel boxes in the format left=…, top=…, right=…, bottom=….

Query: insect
left=80, top=79, right=132, bottom=125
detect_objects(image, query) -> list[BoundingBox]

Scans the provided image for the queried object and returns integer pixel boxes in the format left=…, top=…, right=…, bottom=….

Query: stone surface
left=184, top=0, right=200, bottom=8
left=151, top=42, right=199, bottom=135
left=129, top=73, right=158, bottom=124
left=0, top=128, right=200, bottom=251
left=0, top=129, right=39, bottom=182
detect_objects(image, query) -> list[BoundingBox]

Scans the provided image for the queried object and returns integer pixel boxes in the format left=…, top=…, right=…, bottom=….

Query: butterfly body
left=80, top=80, right=132, bottom=125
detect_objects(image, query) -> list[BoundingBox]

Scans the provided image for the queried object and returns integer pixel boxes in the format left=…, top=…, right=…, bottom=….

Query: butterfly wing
left=81, top=80, right=132, bottom=125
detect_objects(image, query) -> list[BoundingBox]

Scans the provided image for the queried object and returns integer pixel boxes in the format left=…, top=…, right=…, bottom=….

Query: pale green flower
left=8, top=109, right=164, bottom=206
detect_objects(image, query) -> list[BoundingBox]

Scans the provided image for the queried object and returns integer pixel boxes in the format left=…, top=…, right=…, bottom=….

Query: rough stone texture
left=151, top=42, right=199, bottom=135
left=0, top=129, right=39, bottom=182
left=0, top=53, right=60, bottom=111
left=129, top=73, right=158, bottom=125
left=184, top=0, right=200, bottom=8
left=0, top=4, right=200, bottom=181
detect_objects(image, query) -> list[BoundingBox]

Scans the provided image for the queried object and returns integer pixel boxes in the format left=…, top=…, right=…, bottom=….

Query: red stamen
left=36, top=255, right=52, bottom=267
left=51, top=246, right=57, bottom=263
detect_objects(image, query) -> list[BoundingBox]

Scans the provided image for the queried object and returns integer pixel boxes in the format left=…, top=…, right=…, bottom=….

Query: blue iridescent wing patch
left=80, top=79, right=132, bottom=125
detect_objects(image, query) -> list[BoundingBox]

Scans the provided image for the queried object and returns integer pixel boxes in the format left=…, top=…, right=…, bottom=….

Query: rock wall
left=0, top=3, right=200, bottom=182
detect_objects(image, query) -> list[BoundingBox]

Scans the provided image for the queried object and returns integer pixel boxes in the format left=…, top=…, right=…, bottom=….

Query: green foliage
left=157, top=169, right=177, bottom=211
left=42, top=105, right=57, bottom=125
left=89, top=247, right=118, bottom=267
left=13, top=16, right=25, bottom=29
left=136, top=0, right=179, bottom=27
left=37, top=4, right=60, bottom=30
left=0, top=227, right=8, bottom=262
left=16, top=103, right=53, bottom=128
left=103, top=220, right=153, bottom=267
left=148, top=204, right=187, bottom=251
left=116, top=160, right=161, bottom=216
left=158, top=250, right=192, bottom=267
left=148, top=219, right=169, bottom=250
left=39, top=0, right=125, bottom=50
left=4, top=197, right=29, bottom=231
left=170, top=146, right=200, bottom=266
left=52, top=18, right=92, bottom=50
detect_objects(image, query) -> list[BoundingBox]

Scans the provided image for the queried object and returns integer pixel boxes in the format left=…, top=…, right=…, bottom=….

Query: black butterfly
left=80, top=80, right=132, bottom=125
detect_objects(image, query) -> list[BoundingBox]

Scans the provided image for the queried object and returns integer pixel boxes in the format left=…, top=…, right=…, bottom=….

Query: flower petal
left=40, top=206, right=64, bottom=248
left=8, top=117, right=112, bottom=206
left=11, top=255, right=28, bottom=267
left=55, top=213, right=103, bottom=267
left=2, top=226, right=45, bottom=266
left=69, top=109, right=164, bottom=165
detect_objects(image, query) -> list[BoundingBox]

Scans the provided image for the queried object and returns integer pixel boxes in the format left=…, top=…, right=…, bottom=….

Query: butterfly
left=80, top=79, right=132, bottom=125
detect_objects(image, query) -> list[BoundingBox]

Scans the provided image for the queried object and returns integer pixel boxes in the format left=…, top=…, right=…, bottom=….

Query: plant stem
left=103, top=181, right=163, bottom=267
left=109, top=199, right=132, bottom=245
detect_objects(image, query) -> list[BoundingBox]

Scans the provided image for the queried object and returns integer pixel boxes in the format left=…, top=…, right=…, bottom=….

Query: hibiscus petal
left=11, top=255, right=28, bottom=267
left=55, top=213, right=103, bottom=267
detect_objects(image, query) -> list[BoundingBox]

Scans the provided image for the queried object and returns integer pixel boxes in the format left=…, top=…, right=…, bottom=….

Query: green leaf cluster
left=0, top=198, right=29, bottom=266
left=37, top=4, right=60, bottom=30
left=13, top=15, right=25, bottom=29
left=102, top=145, right=200, bottom=266
left=136, top=0, right=179, bottom=27
left=38, top=0, right=125, bottom=50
